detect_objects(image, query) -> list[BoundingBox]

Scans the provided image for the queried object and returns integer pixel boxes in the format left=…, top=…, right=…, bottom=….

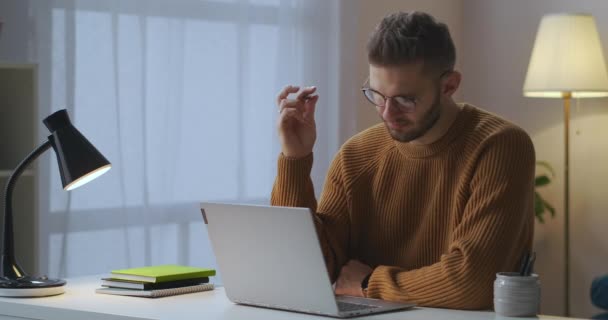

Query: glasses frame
left=361, top=70, right=453, bottom=113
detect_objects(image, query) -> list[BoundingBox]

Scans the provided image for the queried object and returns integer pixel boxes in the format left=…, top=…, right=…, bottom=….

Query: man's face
left=368, top=62, right=444, bottom=142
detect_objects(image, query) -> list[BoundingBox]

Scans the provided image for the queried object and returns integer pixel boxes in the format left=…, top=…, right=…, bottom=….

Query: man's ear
left=442, top=71, right=461, bottom=96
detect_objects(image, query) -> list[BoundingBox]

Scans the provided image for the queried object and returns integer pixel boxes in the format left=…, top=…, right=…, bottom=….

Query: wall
left=461, top=0, right=608, bottom=317
left=0, top=0, right=33, bottom=63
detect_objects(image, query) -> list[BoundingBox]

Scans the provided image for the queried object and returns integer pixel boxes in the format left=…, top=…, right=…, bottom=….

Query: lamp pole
left=562, top=92, right=571, bottom=317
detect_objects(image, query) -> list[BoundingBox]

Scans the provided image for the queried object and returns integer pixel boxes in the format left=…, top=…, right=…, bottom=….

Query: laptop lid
left=201, top=202, right=340, bottom=316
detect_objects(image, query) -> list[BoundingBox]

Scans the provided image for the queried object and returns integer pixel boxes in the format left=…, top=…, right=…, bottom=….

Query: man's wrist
left=281, top=151, right=313, bottom=160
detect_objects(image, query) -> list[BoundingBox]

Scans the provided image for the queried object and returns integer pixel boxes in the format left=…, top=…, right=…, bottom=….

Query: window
left=37, top=0, right=339, bottom=278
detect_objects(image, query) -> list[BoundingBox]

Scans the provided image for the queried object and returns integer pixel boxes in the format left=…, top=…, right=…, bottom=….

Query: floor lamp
left=523, top=13, right=608, bottom=316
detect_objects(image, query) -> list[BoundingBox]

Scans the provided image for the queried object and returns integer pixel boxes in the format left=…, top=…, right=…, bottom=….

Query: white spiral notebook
left=95, top=283, right=214, bottom=298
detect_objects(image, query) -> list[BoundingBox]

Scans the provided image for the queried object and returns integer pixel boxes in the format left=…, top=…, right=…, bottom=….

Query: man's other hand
left=334, top=260, right=372, bottom=297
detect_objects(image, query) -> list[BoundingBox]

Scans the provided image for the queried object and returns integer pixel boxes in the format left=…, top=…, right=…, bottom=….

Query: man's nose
left=382, top=98, right=401, bottom=119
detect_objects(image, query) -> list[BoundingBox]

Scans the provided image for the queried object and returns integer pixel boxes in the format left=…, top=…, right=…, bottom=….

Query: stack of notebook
left=95, top=265, right=216, bottom=298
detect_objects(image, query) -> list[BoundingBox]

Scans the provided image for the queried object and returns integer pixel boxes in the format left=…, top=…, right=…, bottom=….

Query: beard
left=384, top=88, right=442, bottom=143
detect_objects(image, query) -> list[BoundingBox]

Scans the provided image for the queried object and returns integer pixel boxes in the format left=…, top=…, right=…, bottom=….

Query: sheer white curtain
left=32, top=0, right=343, bottom=280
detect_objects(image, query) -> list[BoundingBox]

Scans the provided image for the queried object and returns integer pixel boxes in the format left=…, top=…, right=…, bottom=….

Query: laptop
left=200, top=202, right=416, bottom=318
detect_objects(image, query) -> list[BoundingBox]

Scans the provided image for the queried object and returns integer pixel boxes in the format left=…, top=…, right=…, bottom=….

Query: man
left=271, top=11, right=534, bottom=310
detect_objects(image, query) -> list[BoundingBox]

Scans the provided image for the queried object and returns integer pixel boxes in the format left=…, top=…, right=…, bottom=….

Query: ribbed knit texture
left=271, top=104, right=535, bottom=310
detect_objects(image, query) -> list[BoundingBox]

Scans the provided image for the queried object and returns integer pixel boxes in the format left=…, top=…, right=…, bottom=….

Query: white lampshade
left=523, top=13, right=608, bottom=98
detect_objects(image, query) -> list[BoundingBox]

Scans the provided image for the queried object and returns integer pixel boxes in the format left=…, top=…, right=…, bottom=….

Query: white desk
left=0, top=276, right=582, bottom=320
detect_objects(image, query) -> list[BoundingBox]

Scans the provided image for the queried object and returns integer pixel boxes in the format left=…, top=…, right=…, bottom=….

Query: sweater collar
left=393, top=103, right=474, bottom=159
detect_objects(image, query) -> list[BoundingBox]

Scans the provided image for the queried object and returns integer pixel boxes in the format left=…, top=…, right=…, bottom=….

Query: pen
left=519, top=252, right=530, bottom=276
left=524, top=252, right=536, bottom=276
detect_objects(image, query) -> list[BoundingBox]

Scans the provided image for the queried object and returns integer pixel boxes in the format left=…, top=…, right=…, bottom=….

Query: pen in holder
left=494, top=252, right=540, bottom=317
left=519, top=252, right=536, bottom=277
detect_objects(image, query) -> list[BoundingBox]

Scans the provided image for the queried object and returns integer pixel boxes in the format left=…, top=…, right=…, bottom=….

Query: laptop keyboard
left=337, top=301, right=380, bottom=312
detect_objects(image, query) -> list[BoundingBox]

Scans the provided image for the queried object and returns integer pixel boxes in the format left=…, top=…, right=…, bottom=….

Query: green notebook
left=110, top=265, right=216, bottom=283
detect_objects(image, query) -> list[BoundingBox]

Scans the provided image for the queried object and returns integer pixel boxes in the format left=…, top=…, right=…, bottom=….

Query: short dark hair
left=366, top=11, right=456, bottom=74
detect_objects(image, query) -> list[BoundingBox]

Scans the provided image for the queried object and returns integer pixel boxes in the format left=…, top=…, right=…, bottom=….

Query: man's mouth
left=387, top=120, right=411, bottom=130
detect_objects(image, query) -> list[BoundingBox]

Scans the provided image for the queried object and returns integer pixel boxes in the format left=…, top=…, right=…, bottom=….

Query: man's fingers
left=279, top=106, right=302, bottom=118
left=276, top=85, right=317, bottom=109
left=296, top=86, right=317, bottom=101
left=279, top=98, right=302, bottom=113
left=279, top=107, right=306, bottom=125
left=276, top=85, right=318, bottom=125
left=276, top=85, right=300, bottom=106
left=303, top=95, right=318, bottom=120
left=347, top=260, right=361, bottom=267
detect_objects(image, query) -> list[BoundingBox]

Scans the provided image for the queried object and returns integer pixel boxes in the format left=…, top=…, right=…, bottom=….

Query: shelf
left=0, top=169, right=35, bottom=178
left=0, top=63, right=38, bottom=275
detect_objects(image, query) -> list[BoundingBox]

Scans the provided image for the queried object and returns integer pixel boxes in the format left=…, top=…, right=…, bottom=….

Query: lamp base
left=0, top=276, right=66, bottom=297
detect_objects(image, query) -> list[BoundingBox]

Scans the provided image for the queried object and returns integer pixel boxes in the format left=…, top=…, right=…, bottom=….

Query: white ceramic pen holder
left=494, top=272, right=540, bottom=317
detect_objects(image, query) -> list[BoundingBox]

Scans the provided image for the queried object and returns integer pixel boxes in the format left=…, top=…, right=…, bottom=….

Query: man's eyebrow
left=395, top=92, right=417, bottom=99
left=369, top=84, right=418, bottom=98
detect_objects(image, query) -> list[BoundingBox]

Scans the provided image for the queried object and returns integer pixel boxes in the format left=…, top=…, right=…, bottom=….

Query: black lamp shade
left=43, top=110, right=111, bottom=190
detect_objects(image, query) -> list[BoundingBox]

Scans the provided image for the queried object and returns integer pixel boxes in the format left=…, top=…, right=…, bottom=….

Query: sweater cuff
left=277, top=152, right=313, bottom=180
left=271, top=152, right=314, bottom=207
left=364, top=265, right=389, bottom=299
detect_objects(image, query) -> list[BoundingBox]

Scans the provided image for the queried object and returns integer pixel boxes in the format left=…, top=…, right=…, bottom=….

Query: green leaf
left=535, top=175, right=551, bottom=187
left=536, top=161, right=555, bottom=177
left=536, top=212, right=545, bottom=224
left=533, top=161, right=556, bottom=223
left=543, top=199, right=556, bottom=217
left=534, top=192, right=546, bottom=223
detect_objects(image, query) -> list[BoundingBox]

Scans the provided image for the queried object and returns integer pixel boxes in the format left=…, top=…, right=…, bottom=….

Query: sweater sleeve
left=270, top=153, right=318, bottom=211
left=365, top=128, right=536, bottom=310
left=270, top=152, right=350, bottom=282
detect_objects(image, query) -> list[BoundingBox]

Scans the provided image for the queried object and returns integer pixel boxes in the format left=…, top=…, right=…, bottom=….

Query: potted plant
left=534, top=161, right=555, bottom=223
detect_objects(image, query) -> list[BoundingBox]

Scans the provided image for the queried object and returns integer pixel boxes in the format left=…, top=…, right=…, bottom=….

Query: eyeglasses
left=361, top=70, right=452, bottom=113
left=361, top=83, right=417, bottom=113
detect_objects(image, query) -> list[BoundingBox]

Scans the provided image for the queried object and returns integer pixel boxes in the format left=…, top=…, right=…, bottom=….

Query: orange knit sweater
left=271, top=104, right=535, bottom=310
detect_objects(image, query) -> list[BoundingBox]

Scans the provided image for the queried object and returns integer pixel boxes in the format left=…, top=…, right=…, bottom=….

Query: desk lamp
left=1, top=109, right=111, bottom=297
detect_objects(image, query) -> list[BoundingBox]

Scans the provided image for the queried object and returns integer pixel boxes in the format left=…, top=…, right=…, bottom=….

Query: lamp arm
left=1, top=140, right=51, bottom=277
